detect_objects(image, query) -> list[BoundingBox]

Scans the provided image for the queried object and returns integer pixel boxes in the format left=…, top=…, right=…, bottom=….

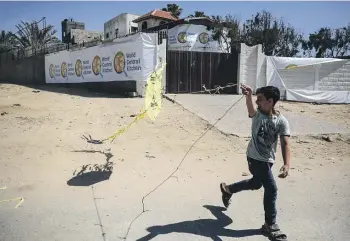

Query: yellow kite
left=84, top=62, right=166, bottom=144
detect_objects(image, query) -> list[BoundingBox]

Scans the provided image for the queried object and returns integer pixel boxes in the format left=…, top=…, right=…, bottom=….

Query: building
left=61, top=18, right=104, bottom=44
left=70, top=29, right=104, bottom=44
left=143, top=17, right=215, bottom=32
left=132, top=9, right=178, bottom=32
left=61, top=18, right=85, bottom=44
left=104, top=13, right=140, bottom=40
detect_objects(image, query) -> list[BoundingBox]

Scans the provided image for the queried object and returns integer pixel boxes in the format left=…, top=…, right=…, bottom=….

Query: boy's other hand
left=240, top=84, right=252, bottom=96
left=278, top=165, right=289, bottom=178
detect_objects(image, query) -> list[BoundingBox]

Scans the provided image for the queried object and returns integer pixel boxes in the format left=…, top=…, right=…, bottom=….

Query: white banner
left=266, top=56, right=350, bottom=103
left=167, top=24, right=226, bottom=52
left=266, top=56, right=348, bottom=89
left=45, top=33, right=156, bottom=83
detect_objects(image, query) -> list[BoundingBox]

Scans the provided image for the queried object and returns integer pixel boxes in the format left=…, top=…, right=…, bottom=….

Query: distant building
left=61, top=18, right=103, bottom=45
left=104, top=13, right=140, bottom=40
left=70, top=29, right=104, bottom=44
left=132, top=9, right=178, bottom=32
left=61, top=18, right=85, bottom=44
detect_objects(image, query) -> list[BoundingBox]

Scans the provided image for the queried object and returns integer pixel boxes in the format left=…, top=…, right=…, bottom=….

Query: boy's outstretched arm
left=279, top=135, right=290, bottom=178
left=240, top=84, right=256, bottom=117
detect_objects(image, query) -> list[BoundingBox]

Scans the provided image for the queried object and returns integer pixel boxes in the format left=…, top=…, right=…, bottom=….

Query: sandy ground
left=278, top=101, right=350, bottom=130
left=0, top=83, right=349, bottom=241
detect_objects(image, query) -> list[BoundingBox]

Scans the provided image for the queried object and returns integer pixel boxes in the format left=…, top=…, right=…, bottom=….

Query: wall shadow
left=0, top=81, right=139, bottom=99
left=136, top=205, right=262, bottom=241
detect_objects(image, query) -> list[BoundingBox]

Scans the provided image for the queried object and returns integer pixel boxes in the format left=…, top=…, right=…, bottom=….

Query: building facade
left=70, top=29, right=104, bottom=44
left=61, top=18, right=85, bottom=44
left=133, top=9, right=178, bottom=32
left=61, top=18, right=103, bottom=44
left=104, top=13, right=140, bottom=40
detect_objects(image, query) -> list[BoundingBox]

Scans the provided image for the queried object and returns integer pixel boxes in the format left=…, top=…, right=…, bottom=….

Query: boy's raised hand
left=240, top=84, right=256, bottom=117
left=240, top=84, right=253, bottom=96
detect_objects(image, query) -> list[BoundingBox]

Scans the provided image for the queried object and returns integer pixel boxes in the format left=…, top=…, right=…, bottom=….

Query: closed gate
left=166, top=50, right=239, bottom=94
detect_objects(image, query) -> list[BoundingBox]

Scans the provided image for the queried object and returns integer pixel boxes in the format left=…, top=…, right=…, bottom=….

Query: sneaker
left=220, top=182, right=232, bottom=208
left=261, top=223, right=288, bottom=241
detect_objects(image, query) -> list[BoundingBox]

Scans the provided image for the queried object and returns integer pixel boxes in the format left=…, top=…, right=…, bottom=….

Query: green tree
left=302, top=24, right=350, bottom=58
left=0, top=30, right=15, bottom=52
left=211, top=14, right=241, bottom=53
left=188, top=11, right=207, bottom=18
left=274, top=19, right=303, bottom=57
left=12, top=20, right=59, bottom=51
left=162, top=3, right=182, bottom=18
left=241, top=10, right=302, bottom=57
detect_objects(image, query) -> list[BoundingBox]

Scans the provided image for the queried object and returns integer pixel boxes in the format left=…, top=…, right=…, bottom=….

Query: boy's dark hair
left=256, top=86, right=280, bottom=106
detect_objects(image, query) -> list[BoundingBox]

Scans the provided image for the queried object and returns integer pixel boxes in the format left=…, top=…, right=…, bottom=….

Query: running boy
left=220, top=84, right=290, bottom=241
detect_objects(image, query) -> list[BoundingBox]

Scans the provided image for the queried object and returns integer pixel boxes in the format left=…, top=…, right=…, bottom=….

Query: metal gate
left=166, top=50, right=239, bottom=94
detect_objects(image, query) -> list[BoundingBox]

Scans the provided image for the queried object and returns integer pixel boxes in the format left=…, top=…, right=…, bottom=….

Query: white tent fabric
left=266, top=56, right=350, bottom=103
left=286, top=89, right=350, bottom=103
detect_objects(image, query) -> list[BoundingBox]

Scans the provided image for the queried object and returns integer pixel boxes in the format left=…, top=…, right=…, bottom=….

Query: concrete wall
left=238, top=43, right=266, bottom=93
left=0, top=55, right=45, bottom=84
left=0, top=33, right=166, bottom=97
left=0, top=54, right=137, bottom=94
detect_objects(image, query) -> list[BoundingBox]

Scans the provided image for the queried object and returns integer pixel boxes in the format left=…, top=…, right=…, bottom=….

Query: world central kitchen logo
left=75, top=59, right=83, bottom=77
left=114, top=51, right=125, bottom=74
left=177, top=32, right=210, bottom=44
left=49, top=64, right=55, bottom=79
left=92, top=56, right=102, bottom=76
left=49, top=63, right=63, bottom=79
left=61, top=62, right=67, bottom=78
left=88, top=52, right=141, bottom=78
left=92, top=55, right=115, bottom=79
left=114, top=51, right=141, bottom=76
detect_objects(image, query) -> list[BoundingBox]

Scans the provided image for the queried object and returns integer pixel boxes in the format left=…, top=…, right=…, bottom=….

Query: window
left=142, top=21, right=147, bottom=30
left=131, top=27, right=138, bottom=33
left=159, top=21, right=166, bottom=26
left=106, top=33, right=109, bottom=39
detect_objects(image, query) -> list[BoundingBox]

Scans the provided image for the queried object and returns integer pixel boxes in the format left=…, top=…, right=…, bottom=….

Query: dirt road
left=1, top=83, right=349, bottom=241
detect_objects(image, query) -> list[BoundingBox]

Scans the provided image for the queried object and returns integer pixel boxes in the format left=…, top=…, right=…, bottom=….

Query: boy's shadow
left=136, top=205, right=262, bottom=241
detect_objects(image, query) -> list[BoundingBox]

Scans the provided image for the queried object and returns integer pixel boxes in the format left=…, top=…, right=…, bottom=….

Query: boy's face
left=256, top=93, right=274, bottom=114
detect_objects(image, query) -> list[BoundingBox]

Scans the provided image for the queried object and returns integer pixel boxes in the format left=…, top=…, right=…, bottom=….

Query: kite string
left=169, top=83, right=238, bottom=103
left=191, top=83, right=238, bottom=94
left=121, top=85, right=243, bottom=240
left=91, top=186, right=107, bottom=241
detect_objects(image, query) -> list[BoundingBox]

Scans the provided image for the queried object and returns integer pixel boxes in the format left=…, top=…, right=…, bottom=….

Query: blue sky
left=0, top=1, right=349, bottom=40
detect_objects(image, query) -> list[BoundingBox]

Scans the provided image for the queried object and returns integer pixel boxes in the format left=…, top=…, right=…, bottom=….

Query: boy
left=220, top=84, right=290, bottom=241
